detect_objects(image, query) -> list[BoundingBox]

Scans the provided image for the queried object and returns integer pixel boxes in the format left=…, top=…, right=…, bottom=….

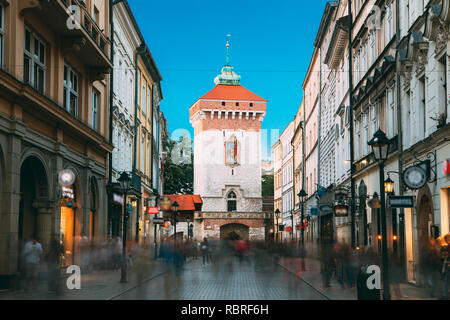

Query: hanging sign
left=61, top=186, right=74, bottom=200
left=403, top=165, right=428, bottom=190
left=153, top=217, right=164, bottom=225
left=388, top=196, right=414, bottom=208
left=113, top=193, right=124, bottom=205
left=334, top=204, right=349, bottom=217
left=147, top=206, right=159, bottom=215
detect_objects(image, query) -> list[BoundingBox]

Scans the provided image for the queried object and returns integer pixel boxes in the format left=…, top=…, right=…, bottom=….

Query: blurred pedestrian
left=201, top=238, right=210, bottom=265
left=46, top=237, right=62, bottom=294
left=320, top=243, right=335, bottom=288
left=439, top=234, right=450, bottom=300
left=423, top=238, right=441, bottom=298
left=24, top=237, right=43, bottom=291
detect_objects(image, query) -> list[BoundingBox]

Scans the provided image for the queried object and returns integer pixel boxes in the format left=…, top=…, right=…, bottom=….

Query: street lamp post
left=173, top=201, right=179, bottom=244
left=298, top=189, right=308, bottom=246
left=275, top=209, right=280, bottom=243
left=368, top=129, right=392, bottom=300
left=118, top=172, right=131, bottom=283
left=148, top=194, right=158, bottom=259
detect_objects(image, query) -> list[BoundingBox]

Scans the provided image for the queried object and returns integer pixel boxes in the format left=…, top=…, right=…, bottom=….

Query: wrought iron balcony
left=20, top=0, right=112, bottom=76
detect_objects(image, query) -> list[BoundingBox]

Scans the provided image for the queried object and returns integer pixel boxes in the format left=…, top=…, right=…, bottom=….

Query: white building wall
left=112, top=5, right=140, bottom=179
left=194, top=129, right=262, bottom=212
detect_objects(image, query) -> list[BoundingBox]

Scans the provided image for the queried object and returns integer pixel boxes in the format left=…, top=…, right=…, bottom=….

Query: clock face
left=403, top=166, right=427, bottom=190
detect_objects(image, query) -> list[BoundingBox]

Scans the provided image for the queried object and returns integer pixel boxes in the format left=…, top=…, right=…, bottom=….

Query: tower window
left=227, top=191, right=237, bottom=212
left=250, top=103, right=253, bottom=107
left=236, top=102, right=239, bottom=106
left=222, top=101, right=226, bottom=106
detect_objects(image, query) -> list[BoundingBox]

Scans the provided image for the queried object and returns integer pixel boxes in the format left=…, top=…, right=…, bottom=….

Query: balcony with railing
left=19, top=0, right=112, bottom=76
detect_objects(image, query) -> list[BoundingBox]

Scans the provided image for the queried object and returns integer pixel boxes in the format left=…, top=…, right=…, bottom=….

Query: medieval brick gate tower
left=189, top=42, right=272, bottom=242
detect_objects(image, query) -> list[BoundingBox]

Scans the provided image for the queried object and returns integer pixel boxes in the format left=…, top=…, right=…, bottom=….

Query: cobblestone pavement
left=114, top=255, right=328, bottom=300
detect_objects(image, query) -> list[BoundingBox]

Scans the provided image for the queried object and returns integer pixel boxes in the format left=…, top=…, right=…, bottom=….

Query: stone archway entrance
left=19, top=156, right=49, bottom=272
left=19, top=156, right=49, bottom=243
left=417, top=194, right=433, bottom=285
left=220, top=223, right=249, bottom=241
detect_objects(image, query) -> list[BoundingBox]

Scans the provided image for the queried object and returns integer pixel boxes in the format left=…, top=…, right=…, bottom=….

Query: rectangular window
left=24, top=28, right=46, bottom=93
left=142, top=83, right=146, bottom=114
left=388, top=87, right=395, bottom=138
left=355, top=118, right=361, bottom=160
left=0, top=5, right=4, bottom=68
left=369, top=32, right=376, bottom=67
left=140, top=133, right=145, bottom=172
left=363, top=112, right=369, bottom=156
left=370, top=104, right=377, bottom=138
left=385, top=3, right=394, bottom=45
left=93, top=6, right=99, bottom=25
left=64, top=64, right=79, bottom=117
left=92, top=89, right=99, bottom=131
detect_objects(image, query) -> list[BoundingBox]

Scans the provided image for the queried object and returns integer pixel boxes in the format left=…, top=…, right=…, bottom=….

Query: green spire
left=214, top=40, right=241, bottom=85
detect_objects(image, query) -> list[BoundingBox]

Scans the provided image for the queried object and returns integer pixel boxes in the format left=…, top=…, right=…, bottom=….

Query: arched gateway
left=220, top=223, right=249, bottom=241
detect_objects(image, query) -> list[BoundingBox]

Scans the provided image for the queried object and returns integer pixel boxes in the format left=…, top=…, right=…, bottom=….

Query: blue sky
left=128, top=0, right=328, bottom=160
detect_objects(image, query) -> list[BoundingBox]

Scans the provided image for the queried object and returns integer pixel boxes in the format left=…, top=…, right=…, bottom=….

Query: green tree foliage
left=163, top=133, right=193, bottom=195
left=262, top=174, right=274, bottom=196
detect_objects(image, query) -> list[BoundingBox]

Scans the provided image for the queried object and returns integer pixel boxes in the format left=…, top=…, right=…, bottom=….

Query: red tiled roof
left=200, top=84, right=267, bottom=102
left=164, top=195, right=203, bottom=212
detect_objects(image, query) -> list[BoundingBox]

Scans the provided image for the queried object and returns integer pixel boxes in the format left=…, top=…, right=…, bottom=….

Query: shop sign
left=388, top=196, right=414, bottom=208
left=444, top=159, right=450, bottom=175
left=61, top=186, right=74, bottom=200
left=113, top=193, right=124, bottom=205
left=334, top=204, right=349, bottom=217
left=286, top=226, right=293, bottom=233
left=147, top=206, right=159, bottom=215
left=153, top=217, right=164, bottom=225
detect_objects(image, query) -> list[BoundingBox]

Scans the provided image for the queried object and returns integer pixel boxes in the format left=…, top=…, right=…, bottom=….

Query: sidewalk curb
left=278, top=262, right=331, bottom=300
left=106, top=270, right=166, bottom=300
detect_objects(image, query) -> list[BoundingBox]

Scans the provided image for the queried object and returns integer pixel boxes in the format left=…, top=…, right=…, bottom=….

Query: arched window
left=227, top=191, right=237, bottom=212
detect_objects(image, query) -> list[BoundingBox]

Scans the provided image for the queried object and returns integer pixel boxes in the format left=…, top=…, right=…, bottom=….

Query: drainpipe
left=347, top=0, right=356, bottom=249
left=395, top=0, right=406, bottom=280
left=317, top=47, right=322, bottom=246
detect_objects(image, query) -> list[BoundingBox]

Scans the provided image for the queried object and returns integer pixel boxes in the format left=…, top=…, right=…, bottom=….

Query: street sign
left=153, top=217, right=164, bottom=225
left=388, top=196, right=414, bottom=208
left=319, top=205, right=333, bottom=214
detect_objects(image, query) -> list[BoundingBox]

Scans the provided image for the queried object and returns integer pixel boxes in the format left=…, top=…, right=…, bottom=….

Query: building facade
left=272, top=140, right=282, bottom=241
left=0, top=0, right=113, bottom=289
left=280, top=121, right=295, bottom=240
left=397, top=0, right=450, bottom=284
left=302, top=48, right=321, bottom=244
